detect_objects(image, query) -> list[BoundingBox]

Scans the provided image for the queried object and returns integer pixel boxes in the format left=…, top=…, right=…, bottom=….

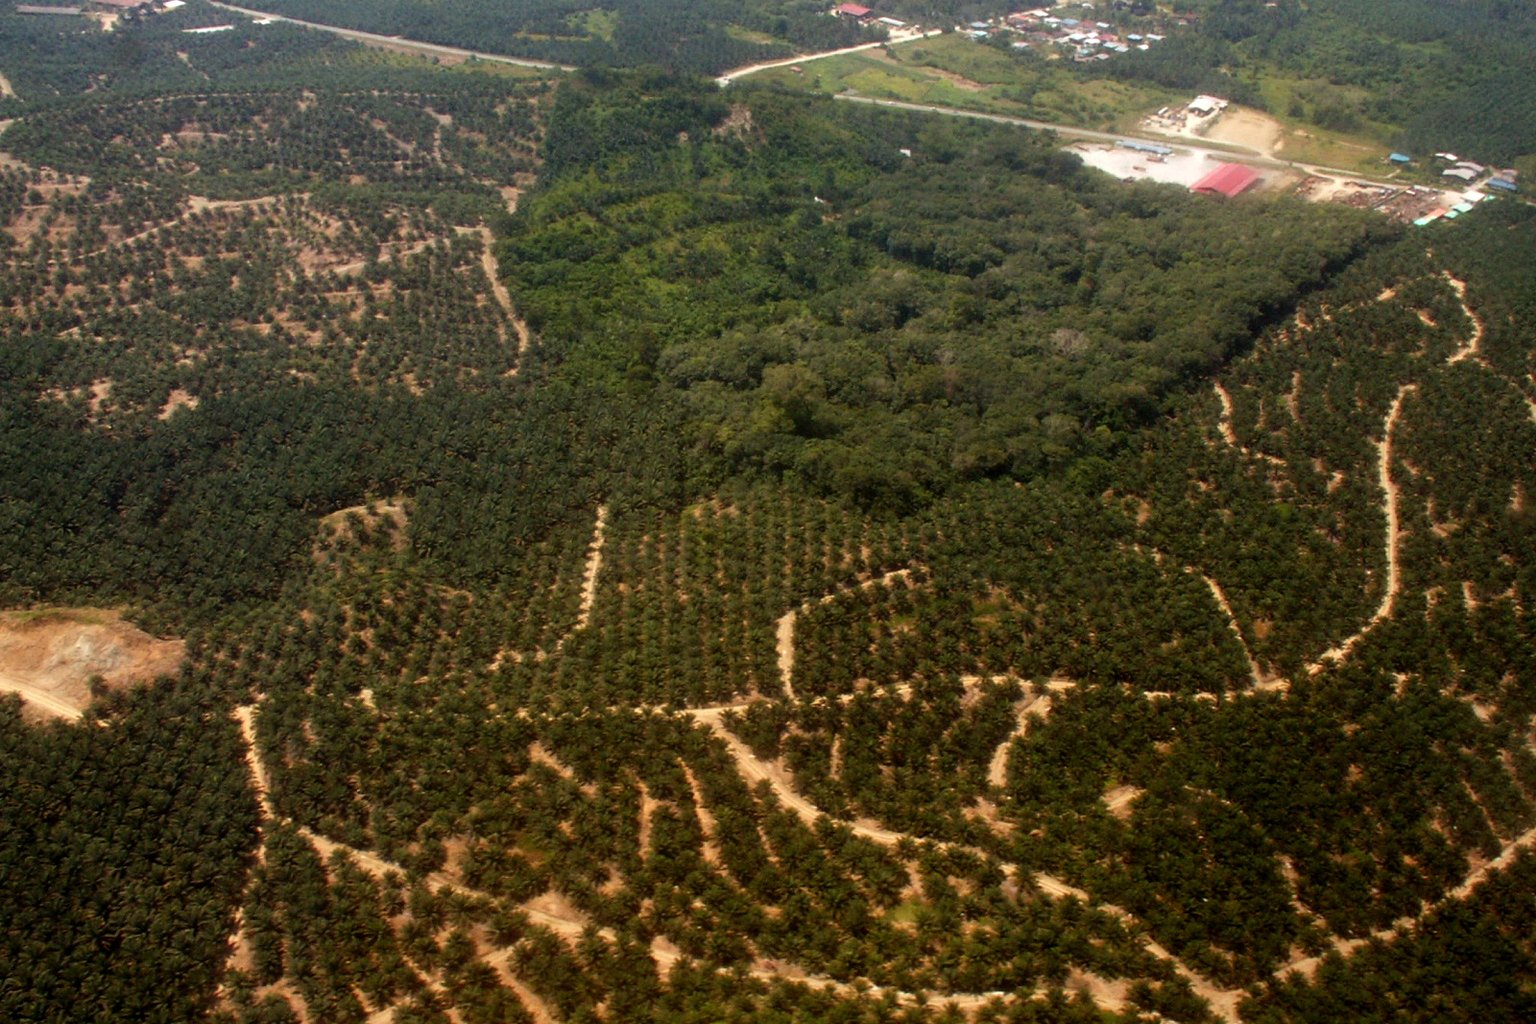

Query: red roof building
left=1190, top=163, right=1261, bottom=198
left=836, top=3, right=872, bottom=19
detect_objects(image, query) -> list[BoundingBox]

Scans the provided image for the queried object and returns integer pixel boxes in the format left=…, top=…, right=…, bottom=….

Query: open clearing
left=1072, top=143, right=1236, bottom=189
left=1205, top=106, right=1283, bottom=155
left=0, top=608, right=184, bottom=719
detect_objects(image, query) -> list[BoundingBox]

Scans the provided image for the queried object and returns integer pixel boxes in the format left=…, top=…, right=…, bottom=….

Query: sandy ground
left=1212, top=381, right=1285, bottom=466
left=1205, top=106, right=1283, bottom=154
left=0, top=608, right=184, bottom=720
left=157, top=388, right=200, bottom=420
left=1144, top=104, right=1282, bottom=157
left=487, top=503, right=607, bottom=668
left=314, top=501, right=409, bottom=559
left=0, top=72, right=15, bottom=100
left=679, top=762, right=724, bottom=866
left=986, top=690, right=1054, bottom=787
left=232, top=700, right=1030, bottom=1017
left=1199, top=572, right=1271, bottom=689
left=1101, top=785, right=1142, bottom=821
left=232, top=683, right=1269, bottom=1024
left=1440, top=271, right=1536, bottom=420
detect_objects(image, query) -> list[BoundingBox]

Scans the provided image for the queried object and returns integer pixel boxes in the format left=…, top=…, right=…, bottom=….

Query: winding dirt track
left=689, top=701, right=1243, bottom=1018
left=228, top=457, right=1533, bottom=1024
left=1213, top=381, right=1284, bottom=465
left=474, top=224, right=531, bottom=366
left=984, top=679, right=1076, bottom=788
left=489, top=503, right=607, bottom=668
left=1200, top=572, right=1272, bottom=689
left=1442, top=273, right=1485, bottom=365
left=231, top=702, right=1052, bottom=1017
left=569, top=504, right=608, bottom=636
left=1309, top=386, right=1412, bottom=673
left=774, top=568, right=913, bottom=700
left=1442, top=270, right=1536, bottom=421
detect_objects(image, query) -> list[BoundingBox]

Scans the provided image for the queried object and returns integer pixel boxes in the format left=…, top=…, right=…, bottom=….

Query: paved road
left=715, top=29, right=940, bottom=87
left=206, top=2, right=575, bottom=71
left=829, top=94, right=1418, bottom=190
left=835, top=94, right=1277, bottom=164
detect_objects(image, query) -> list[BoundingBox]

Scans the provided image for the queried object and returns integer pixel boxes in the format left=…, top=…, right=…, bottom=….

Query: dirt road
left=1310, top=385, right=1412, bottom=672
left=1443, top=273, right=1485, bottom=365
left=715, top=29, right=939, bottom=87
left=1200, top=572, right=1270, bottom=689
left=475, top=225, right=530, bottom=362
left=0, top=669, right=85, bottom=720
left=774, top=568, right=913, bottom=699
left=570, top=505, right=607, bottom=635
left=1213, top=381, right=1284, bottom=465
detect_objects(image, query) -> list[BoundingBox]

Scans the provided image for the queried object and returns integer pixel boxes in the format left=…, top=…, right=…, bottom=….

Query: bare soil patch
left=1102, top=784, right=1143, bottom=821
left=314, top=501, right=408, bottom=558
left=0, top=607, right=185, bottom=720
left=158, top=388, right=199, bottom=419
left=1205, top=106, right=1282, bottom=155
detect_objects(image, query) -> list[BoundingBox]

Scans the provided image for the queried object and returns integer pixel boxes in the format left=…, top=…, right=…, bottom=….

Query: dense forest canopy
left=1, top=7, right=1535, bottom=1024
left=505, top=76, right=1390, bottom=505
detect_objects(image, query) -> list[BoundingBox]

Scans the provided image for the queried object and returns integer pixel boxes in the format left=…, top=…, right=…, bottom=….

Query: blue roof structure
left=1488, top=177, right=1519, bottom=192
left=1117, top=140, right=1173, bottom=156
left=1389, top=152, right=1412, bottom=163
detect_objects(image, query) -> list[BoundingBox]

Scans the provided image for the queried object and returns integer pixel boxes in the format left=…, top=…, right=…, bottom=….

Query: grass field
left=1253, top=73, right=1397, bottom=171
left=748, top=33, right=1176, bottom=132
left=742, top=34, right=1407, bottom=172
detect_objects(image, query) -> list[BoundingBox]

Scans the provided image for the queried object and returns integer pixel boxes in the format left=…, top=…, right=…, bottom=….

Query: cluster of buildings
left=832, top=4, right=909, bottom=31
left=1378, top=152, right=1520, bottom=213
left=1429, top=154, right=1519, bottom=193
left=964, top=7, right=1168, bottom=62
left=832, top=2, right=1172, bottom=62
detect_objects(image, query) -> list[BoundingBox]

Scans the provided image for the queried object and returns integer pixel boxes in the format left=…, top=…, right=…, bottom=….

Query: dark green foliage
left=1, top=16, right=1535, bottom=1024
left=1243, top=854, right=1536, bottom=1024
left=0, top=685, right=260, bottom=1023
left=245, top=0, right=875, bottom=74
left=507, top=78, right=1388, bottom=507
